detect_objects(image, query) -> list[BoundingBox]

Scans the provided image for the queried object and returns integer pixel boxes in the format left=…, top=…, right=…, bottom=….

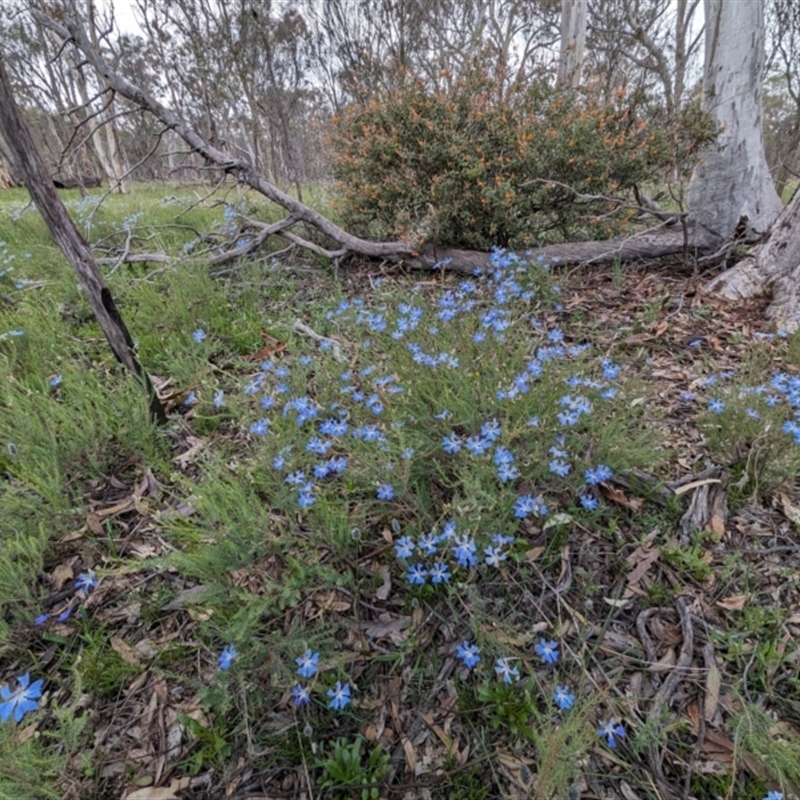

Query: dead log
left=32, top=7, right=725, bottom=275
left=53, top=174, right=102, bottom=189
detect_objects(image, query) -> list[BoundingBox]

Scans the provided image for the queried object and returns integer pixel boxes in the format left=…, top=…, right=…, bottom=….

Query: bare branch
left=31, top=6, right=414, bottom=261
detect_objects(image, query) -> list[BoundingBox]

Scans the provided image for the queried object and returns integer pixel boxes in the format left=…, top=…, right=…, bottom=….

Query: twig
left=277, top=230, right=348, bottom=260
left=292, top=320, right=347, bottom=362
left=207, top=214, right=300, bottom=266
left=106, top=227, right=132, bottom=275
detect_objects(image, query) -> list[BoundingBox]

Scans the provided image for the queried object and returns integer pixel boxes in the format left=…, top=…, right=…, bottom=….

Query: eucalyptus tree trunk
left=557, top=0, right=587, bottom=88
left=687, top=0, right=781, bottom=243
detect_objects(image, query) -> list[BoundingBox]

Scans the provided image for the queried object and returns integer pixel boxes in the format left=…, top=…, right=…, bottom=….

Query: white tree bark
left=688, top=0, right=781, bottom=243
left=557, top=0, right=587, bottom=88
left=708, top=187, right=800, bottom=331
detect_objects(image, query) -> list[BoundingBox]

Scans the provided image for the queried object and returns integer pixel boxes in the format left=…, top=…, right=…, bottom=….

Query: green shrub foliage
left=331, top=61, right=716, bottom=250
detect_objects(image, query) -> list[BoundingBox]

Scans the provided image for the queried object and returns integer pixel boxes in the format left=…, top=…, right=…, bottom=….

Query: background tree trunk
left=687, top=0, right=781, bottom=243
left=558, top=0, right=587, bottom=88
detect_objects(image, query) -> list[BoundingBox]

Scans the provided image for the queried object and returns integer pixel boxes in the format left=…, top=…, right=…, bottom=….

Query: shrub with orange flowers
left=330, top=61, right=717, bottom=250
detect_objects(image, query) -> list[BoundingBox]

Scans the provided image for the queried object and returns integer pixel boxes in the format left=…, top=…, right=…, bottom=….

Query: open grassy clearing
left=1, top=185, right=800, bottom=800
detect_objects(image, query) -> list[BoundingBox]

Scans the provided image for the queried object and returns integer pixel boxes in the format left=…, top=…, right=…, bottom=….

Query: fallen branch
left=31, top=5, right=719, bottom=273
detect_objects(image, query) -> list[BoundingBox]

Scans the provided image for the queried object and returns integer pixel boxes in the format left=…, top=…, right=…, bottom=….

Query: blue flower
left=553, top=685, right=575, bottom=710
left=602, top=360, right=620, bottom=380
left=497, top=463, right=519, bottom=483
left=514, top=494, right=547, bottom=519
left=249, top=419, right=269, bottom=436
left=452, top=535, right=477, bottom=568
left=585, top=464, right=612, bottom=485
left=481, top=419, right=501, bottom=441
left=429, top=562, right=451, bottom=584
left=417, top=532, right=439, bottom=555
left=707, top=398, right=725, bottom=413
left=494, top=658, right=519, bottom=684
left=442, top=432, right=462, bottom=454
left=295, top=649, right=320, bottom=678
left=465, top=436, right=491, bottom=455
left=184, top=390, right=197, bottom=406
left=297, top=492, right=316, bottom=509
left=597, top=717, right=626, bottom=748
left=407, top=564, right=428, bottom=585
left=679, top=391, right=695, bottom=402
left=56, top=608, right=72, bottom=623
left=0, top=673, right=44, bottom=723
left=192, top=329, right=206, bottom=343
left=326, top=456, right=348, bottom=474
left=291, top=684, right=310, bottom=706
left=320, top=418, right=348, bottom=436
left=327, top=680, right=351, bottom=710
left=535, top=639, right=559, bottom=665
left=213, top=389, right=225, bottom=409
left=763, top=792, right=783, bottom=800
left=306, top=437, right=331, bottom=455
left=484, top=546, right=507, bottom=567
left=34, top=613, right=49, bottom=626
left=456, top=642, right=481, bottom=669
left=579, top=494, right=599, bottom=511
left=493, top=446, right=514, bottom=466
left=394, top=536, right=415, bottom=559
left=218, top=645, right=237, bottom=670
left=49, top=374, right=62, bottom=387
left=376, top=484, right=395, bottom=500
left=549, top=459, right=571, bottom=477
left=75, top=572, right=98, bottom=593
left=745, top=407, right=760, bottom=419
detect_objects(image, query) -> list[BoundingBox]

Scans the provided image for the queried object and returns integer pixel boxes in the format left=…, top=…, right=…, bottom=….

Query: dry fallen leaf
left=52, top=564, right=74, bottom=591
left=375, top=564, right=392, bottom=601
left=110, top=636, right=141, bottom=666
left=705, top=659, right=721, bottom=722
left=311, top=590, right=352, bottom=614
left=599, top=483, right=645, bottom=512
left=716, top=594, right=749, bottom=611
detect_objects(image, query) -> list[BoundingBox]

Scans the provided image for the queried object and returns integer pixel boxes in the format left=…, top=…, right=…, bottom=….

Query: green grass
left=0, top=183, right=798, bottom=799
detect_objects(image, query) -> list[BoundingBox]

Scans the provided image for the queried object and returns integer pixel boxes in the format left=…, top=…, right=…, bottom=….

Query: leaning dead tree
left=0, top=54, right=166, bottom=423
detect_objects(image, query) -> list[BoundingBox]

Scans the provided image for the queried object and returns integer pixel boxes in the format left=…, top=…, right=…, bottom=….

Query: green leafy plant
left=316, top=735, right=390, bottom=800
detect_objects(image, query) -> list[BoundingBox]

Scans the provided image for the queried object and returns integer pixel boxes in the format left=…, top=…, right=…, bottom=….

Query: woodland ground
left=1, top=184, right=800, bottom=800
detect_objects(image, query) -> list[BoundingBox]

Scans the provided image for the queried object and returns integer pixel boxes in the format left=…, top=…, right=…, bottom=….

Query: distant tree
left=765, top=0, right=800, bottom=198
left=587, top=0, right=703, bottom=115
